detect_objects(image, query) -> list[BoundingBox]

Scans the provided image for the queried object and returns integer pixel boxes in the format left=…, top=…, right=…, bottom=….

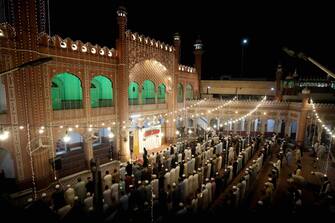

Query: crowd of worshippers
left=22, top=132, right=278, bottom=222
left=220, top=134, right=277, bottom=210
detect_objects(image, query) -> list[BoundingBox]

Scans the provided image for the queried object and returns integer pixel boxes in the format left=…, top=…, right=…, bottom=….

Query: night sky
left=50, top=0, right=335, bottom=80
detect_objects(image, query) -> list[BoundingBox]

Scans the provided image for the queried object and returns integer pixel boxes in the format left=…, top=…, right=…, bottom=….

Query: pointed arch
left=185, top=84, right=194, bottom=100
left=51, top=72, right=83, bottom=110
left=128, top=81, right=139, bottom=105
left=142, top=80, right=156, bottom=104
left=177, top=83, right=183, bottom=102
left=157, top=83, right=166, bottom=103
left=90, top=75, right=113, bottom=108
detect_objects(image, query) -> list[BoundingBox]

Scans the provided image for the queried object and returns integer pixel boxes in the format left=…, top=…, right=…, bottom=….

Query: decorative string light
left=310, top=99, right=335, bottom=138
left=223, top=96, right=267, bottom=125
left=0, top=127, right=10, bottom=141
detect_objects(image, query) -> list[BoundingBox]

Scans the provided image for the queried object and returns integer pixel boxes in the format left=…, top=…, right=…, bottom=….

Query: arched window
left=177, top=83, right=183, bottom=102
left=128, top=82, right=139, bottom=105
left=0, top=80, right=7, bottom=113
left=90, top=75, right=113, bottom=108
left=51, top=73, right=83, bottom=110
left=157, top=83, right=166, bottom=103
left=142, top=80, right=156, bottom=104
left=185, top=84, right=193, bottom=100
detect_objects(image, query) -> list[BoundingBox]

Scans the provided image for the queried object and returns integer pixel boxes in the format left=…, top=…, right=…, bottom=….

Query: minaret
left=164, top=33, right=181, bottom=143
left=173, top=33, right=181, bottom=65
left=275, top=64, right=283, bottom=101
left=116, top=6, right=130, bottom=161
left=194, top=38, right=203, bottom=97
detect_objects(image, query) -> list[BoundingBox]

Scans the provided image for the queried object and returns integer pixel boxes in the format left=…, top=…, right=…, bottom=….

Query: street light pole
left=241, top=38, right=248, bottom=76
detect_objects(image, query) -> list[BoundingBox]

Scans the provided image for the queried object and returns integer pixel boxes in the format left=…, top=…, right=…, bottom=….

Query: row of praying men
left=30, top=133, right=266, bottom=222
left=224, top=135, right=277, bottom=208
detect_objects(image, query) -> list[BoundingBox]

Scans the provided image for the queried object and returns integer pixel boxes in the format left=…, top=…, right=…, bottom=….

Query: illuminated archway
left=51, top=73, right=83, bottom=110
left=142, top=80, right=156, bottom=104
left=157, top=83, right=166, bottom=103
left=128, top=82, right=139, bottom=105
left=90, top=75, right=113, bottom=108
left=185, top=84, right=193, bottom=100
left=177, top=83, right=183, bottom=102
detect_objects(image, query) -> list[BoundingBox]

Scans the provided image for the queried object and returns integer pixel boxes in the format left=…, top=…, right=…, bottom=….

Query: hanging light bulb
left=68, top=127, right=73, bottom=132
left=19, top=126, right=24, bottom=130
left=75, top=124, right=79, bottom=128
left=213, top=125, right=217, bottom=129
left=63, top=131, right=71, bottom=143
left=108, top=132, right=114, bottom=139
left=176, top=130, right=180, bottom=135
left=0, top=128, right=9, bottom=141
left=38, top=129, right=44, bottom=134
left=107, top=127, right=111, bottom=131
left=188, top=129, right=192, bottom=134
left=88, top=127, right=93, bottom=132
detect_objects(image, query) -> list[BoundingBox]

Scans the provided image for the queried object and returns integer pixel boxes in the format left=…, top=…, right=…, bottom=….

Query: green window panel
left=186, top=84, right=193, bottom=100
left=142, top=80, right=156, bottom=104
left=51, top=72, right=83, bottom=110
left=91, top=75, right=113, bottom=108
left=128, top=82, right=139, bottom=105
left=157, top=83, right=166, bottom=103
left=177, top=83, right=183, bottom=102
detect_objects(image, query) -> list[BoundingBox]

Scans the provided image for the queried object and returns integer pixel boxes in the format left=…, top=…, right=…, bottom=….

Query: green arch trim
left=51, top=72, right=83, bottom=110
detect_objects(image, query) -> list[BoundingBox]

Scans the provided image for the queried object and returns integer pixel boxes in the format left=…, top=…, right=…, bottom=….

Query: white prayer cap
left=192, top=155, right=194, bottom=158
left=41, top=193, right=47, bottom=198
left=205, top=178, right=209, bottom=182
left=310, top=171, right=314, bottom=175
left=211, top=178, right=215, bottom=181
left=87, top=192, right=91, bottom=196
left=148, top=164, right=151, bottom=167
left=232, top=186, right=237, bottom=190
left=74, top=196, right=78, bottom=200
left=202, top=184, right=206, bottom=188
left=129, top=185, right=134, bottom=188
left=258, top=200, right=263, bottom=205
left=152, top=174, right=157, bottom=179
left=179, top=202, right=184, bottom=207
left=172, top=182, right=176, bottom=187
left=138, top=180, right=142, bottom=185
left=216, top=172, right=219, bottom=175
left=165, top=168, right=168, bottom=172
left=67, top=184, right=71, bottom=188
left=152, top=194, right=156, bottom=199
left=27, top=198, right=33, bottom=203
left=182, top=174, right=186, bottom=178
left=144, top=180, right=149, bottom=185
left=175, top=162, right=178, bottom=165
left=55, top=184, right=60, bottom=189
left=268, top=178, right=272, bottom=181
left=198, top=168, right=201, bottom=171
